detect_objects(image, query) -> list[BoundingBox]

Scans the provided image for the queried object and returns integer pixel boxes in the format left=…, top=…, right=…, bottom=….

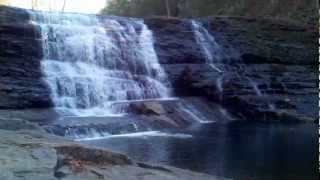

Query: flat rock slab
left=0, top=128, right=229, bottom=180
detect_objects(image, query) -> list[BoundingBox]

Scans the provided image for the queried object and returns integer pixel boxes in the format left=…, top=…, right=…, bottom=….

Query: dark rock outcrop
left=0, top=6, right=53, bottom=109
left=145, top=17, right=318, bottom=122
left=208, top=16, right=318, bottom=65
left=144, top=18, right=205, bottom=64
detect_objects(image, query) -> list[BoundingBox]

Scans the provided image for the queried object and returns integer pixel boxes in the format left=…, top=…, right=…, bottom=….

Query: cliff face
left=0, top=6, right=52, bottom=109
left=0, top=6, right=318, bottom=121
left=145, top=17, right=318, bottom=121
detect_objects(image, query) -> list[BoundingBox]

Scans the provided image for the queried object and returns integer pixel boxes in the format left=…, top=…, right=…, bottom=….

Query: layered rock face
left=0, top=5, right=317, bottom=123
left=145, top=17, right=318, bottom=122
left=0, top=6, right=52, bottom=109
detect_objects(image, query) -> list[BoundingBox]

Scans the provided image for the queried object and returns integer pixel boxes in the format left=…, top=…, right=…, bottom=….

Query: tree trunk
left=62, top=0, right=66, bottom=12
left=48, top=0, right=52, bottom=11
left=165, top=0, right=171, bottom=18
left=31, top=0, right=35, bottom=10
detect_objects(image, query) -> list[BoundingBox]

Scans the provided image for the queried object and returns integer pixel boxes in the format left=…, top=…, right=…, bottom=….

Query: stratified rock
left=0, top=5, right=317, bottom=122
left=146, top=16, right=317, bottom=122
left=0, top=109, right=59, bottom=122
left=0, top=118, right=43, bottom=131
left=144, top=18, right=205, bottom=64
left=0, top=6, right=53, bottom=109
left=209, top=16, right=317, bottom=65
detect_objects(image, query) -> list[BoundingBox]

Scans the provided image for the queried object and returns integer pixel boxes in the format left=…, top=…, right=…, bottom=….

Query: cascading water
left=30, top=12, right=171, bottom=116
left=191, top=20, right=224, bottom=73
left=192, top=20, right=226, bottom=95
left=191, top=20, right=274, bottom=110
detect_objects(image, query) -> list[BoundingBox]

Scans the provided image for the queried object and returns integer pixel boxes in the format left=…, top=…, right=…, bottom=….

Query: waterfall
left=191, top=20, right=224, bottom=73
left=29, top=12, right=171, bottom=116
left=192, top=20, right=227, bottom=94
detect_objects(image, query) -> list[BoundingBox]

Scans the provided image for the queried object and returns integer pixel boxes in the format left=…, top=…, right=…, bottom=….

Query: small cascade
left=29, top=11, right=171, bottom=116
left=216, top=76, right=224, bottom=93
left=191, top=20, right=224, bottom=73
left=191, top=20, right=226, bottom=95
left=178, top=100, right=217, bottom=124
left=248, top=77, right=277, bottom=111
left=44, top=117, right=193, bottom=141
left=248, top=78, right=263, bottom=96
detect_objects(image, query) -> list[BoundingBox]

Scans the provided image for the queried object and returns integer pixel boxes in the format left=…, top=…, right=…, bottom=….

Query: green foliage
left=101, top=0, right=180, bottom=17
left=101, top=0, right=318, bottom=25
left=102, top=0, right=130, bottom=16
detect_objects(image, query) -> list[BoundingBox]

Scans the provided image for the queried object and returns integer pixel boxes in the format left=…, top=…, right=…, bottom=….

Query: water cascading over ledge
left=0, top=6, right=316, bottom=141
left=29, top=11, right=172, bottom=117
left=191, top=20, right=225, bottom=73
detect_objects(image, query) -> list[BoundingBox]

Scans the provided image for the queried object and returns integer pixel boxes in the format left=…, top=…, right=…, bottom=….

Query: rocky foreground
left=0, top=118, right=228, bottom=180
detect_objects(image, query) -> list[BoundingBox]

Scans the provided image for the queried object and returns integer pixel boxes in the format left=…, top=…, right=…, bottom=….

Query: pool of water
left=84, top=121, right=318, bottom=180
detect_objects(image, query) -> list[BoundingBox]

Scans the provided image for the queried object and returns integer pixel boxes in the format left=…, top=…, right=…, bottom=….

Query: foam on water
left=75, top=131, right=193, bottom=141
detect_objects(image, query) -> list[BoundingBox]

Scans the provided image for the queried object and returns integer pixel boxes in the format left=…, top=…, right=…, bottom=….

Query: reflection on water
left=84, top=121, right=318, bottom=180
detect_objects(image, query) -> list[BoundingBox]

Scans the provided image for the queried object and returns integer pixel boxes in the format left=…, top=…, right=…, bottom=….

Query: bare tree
left=165, top=0, right=171, bottom=17
left=31, top=0, right=37, bottom=10
left=48, top=0, right=52, bottom=11
left=62, top=0, right=67, bottom=12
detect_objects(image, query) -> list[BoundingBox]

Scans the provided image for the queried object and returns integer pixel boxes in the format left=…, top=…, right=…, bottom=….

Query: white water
left=179, top=102, right=216, bottom=124
left=192, top=20, right=227, bottom=95
left=248, top=78, right=263, bottom=96
left=75, top=131, right=193, bottom=141
left=216, top=76, right=224, bottom=93
left=191, top=20, right=224, bottom=73
left=30, top=12, right=171, bottom=116
left=218, top=107, right=235, bottom=121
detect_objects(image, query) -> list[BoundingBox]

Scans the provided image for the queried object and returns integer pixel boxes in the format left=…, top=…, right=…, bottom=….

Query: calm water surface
left=84, top=121, right=318, bottom=180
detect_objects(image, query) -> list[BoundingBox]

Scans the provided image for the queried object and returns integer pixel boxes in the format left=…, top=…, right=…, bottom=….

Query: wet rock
left=0, top=118, right=43, bottom=131
left=55, top=145, right=133, bottom=167
left=0, top=6, right=317, bottom=121
left=0, top=109, right=59, bottom=123
left=146, top=17, right=317, bottom=122
left=128, top=101, right=168, bottom=115
left=42, top=97, right=235, bottom=140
